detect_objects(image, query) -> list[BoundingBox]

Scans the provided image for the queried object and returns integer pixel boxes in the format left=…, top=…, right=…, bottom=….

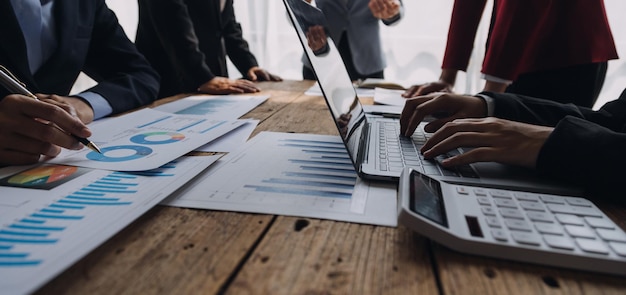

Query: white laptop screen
left=284, top=0, right=367, bottom=164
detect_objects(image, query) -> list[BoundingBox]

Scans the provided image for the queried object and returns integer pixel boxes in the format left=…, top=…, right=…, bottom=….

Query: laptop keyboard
left=377, top=121, right=478, bottom=178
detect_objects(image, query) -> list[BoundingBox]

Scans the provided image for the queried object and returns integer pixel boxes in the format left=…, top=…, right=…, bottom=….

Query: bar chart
left=165, top=132, right=397, bottom=226
left=0, top=155, right=220, bottom=294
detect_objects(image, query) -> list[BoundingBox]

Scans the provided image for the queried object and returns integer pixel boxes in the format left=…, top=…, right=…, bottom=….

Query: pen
left=0, top=65, right=102, bottom=154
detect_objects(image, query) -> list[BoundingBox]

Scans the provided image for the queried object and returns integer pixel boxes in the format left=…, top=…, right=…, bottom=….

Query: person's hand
left=0, top=94, right=92, bottom=165
left=247, top=66, right=282, bottom=82
left=37, top=94, right=95, bottom=124
left=402, top=80, right=454, bottom=98
left=421, top=117, right=553, bottom=169
left=400, top=93, right=487, bottom=136
left=306, top=25, right=329, bottom=55
left=369, top=0, right=401, bottom=20
left=198, top=76, right=260, bottom=94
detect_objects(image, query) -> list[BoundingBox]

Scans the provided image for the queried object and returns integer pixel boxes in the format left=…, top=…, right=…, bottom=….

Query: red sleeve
left=441, top=0, right=488, bottom=71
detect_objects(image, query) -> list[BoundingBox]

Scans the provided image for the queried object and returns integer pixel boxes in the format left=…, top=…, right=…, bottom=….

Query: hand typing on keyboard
left=421, top=117, right=553, bottom=169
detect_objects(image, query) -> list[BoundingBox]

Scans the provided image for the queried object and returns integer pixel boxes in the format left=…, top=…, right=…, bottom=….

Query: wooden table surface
left=37, top=80, right=626, bottom=294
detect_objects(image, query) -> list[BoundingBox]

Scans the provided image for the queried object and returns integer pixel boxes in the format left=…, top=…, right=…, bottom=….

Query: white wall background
left=90, top=0, right=626, bottom=110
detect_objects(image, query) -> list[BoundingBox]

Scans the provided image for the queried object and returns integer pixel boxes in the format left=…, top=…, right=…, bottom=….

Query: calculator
left=398, top=168, right=626, bottom=276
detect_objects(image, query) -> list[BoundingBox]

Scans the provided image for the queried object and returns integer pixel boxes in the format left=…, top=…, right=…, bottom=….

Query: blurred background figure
left=136, top=0, right=282, bottom=98
left=302, top=0, right=404, bottom=81
left=404, top=0, right=618, bottom=108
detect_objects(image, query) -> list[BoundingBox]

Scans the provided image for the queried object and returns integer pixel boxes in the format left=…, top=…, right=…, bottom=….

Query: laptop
left=283, top=0, right=580, bottom=195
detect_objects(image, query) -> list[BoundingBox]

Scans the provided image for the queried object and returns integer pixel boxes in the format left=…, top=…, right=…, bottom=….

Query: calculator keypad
left=461, top=186, right=626, bottom=258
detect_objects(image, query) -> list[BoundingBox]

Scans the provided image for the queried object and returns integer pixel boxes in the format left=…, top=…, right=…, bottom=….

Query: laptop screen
left=284, top=0, right=367, bottom=164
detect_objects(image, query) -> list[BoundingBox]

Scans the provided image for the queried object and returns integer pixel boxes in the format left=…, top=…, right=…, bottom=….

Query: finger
left=0, top=149, right=41, bottom=166
left=400, top=95, right=433, bottom=135
left=270, top=74, right=283, bottom=81
left=421, top=120, right=477, bottom=152
left=22, top=100, right=91, bottom=139
left=257, top=70, right=271, bottom=81
left=235, top=80, right=260, bottom=92
left=25, top=120, right=83, bottom=151
left=248, top=71, right=258, bottom=81
left=0, top=131, right=62, bottom=160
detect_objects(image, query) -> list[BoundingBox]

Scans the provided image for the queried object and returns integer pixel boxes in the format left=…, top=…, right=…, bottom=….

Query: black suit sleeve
left=221, top=1, right=258, bottom=77
left=486, top=89, right=626, bottom=200
left=136, top=0, right=215, bottom=88
left=82, top=0, right=160, bottom=114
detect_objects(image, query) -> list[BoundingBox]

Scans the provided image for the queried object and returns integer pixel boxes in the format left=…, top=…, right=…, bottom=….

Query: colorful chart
left=0, top=165, right=89, bottom=190
left=86, top=145, right=153, bottom=162
left=129, top=132, right=185, bottom=145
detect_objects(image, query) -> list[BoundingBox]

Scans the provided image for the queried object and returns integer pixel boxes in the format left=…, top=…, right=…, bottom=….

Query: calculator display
left=409, top=170, right=448, bottom=228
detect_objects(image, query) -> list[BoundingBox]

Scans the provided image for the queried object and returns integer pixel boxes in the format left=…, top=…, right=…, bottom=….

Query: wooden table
left=37, top=80, right=626, bottom=294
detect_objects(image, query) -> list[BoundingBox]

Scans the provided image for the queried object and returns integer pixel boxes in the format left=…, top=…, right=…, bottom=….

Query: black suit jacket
left=136, top=0, right=259, bottom=98
left=0, top=0, right=159, bottom=115
left=486, top=89, right=626, bottom=200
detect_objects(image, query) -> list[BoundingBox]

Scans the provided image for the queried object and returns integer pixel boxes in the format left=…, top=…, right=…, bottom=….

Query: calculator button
left=490, top=190, right=512, bottom=199
left=494, top=199, right=517, bottom=208
left=540, top=195, right=566, bottom=204
left=543, top=235, right=575, bottom=250
left=565, top=197, right=593, bottom=207
left=514, top=192, right=539, bottom=202
left=481, top=207, right=497, bottom=216
left=565, top=225, right=596, bottom=239
left=511, top=231, right=542, bottom=246
left=535, top=222, right=564, bottom=235
left=491, top=229, right=508, bottom=241
left=596, top=229, right=626, bottom=243
left=546, top=204, right=603, bottom=217
left=485, top=217, right=502, bottom=228
left=473, top=188, right=488, bottom=196
left=527, top=212, right=555, bottom=223
left=584, top=217, right=616, bottom=229
left=610, top=242, right=626, bottom=257
left=576, top=238, right=610, bottom=255
left=555, top=214, right=585, bottom=226
left=499, top=208, right=524, bottom=219
left=504, top=219, right=532, bottom=232
left=519, top=201, right=546, bottom=212
left=456, top=186, right=469, bottom=195
left=477, top=197, right=491, bottom=206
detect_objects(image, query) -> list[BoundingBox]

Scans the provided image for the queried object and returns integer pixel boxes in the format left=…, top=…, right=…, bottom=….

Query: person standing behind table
left=136, top=0, right=282, bottom=99
left=403, top=0, right=618, bottom=108
left=0, top=0, right=160, bottom=166
left=302, top=0, right=404, bottom=81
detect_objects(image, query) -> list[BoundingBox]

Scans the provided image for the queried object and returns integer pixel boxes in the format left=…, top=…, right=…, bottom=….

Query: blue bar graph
left=241, top=138, right=357, bottom=200
left=200, top=121, right=227, bottom=134
left=0, top=160, right=184, bottom=270
left=137, top=116, right=172, bottom=128
left=177, top=119, right=207, bottom=132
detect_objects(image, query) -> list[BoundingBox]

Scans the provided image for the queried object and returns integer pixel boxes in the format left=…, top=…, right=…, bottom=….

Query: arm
left=136, top=0, right=214, bottom=91
left=489, top=89, right=626, bottom=131
left=403, top=0, right=487, bottom=97
left=538, top=116, right=626, bottom=199
left=220, top=2, right=259, bottom=77
left=82, top=0, right=159, bottom=115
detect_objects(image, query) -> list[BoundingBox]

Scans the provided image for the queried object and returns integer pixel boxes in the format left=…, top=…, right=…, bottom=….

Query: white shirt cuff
left=474, top=94, right=495, bottom=116
left=481, top=73, right=513, bottom=85
left=76, top=91, right=113, bottom=120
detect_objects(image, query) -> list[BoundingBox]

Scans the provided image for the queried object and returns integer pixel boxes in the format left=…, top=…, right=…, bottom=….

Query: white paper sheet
left=164, top=132, right=397, bottom=226
left=152, top=94, right=268, bottom=119
left=195, top=119, right=259, bottom=153
left=372, top=87, right=407, bottom=106
left=47, top=108, right=243, bottom=171
left=0, top=155, right=221, bottom=295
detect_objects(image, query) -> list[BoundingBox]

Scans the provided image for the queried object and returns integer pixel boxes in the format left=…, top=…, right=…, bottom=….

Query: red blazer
left=442, top=0, right=618, bottom=81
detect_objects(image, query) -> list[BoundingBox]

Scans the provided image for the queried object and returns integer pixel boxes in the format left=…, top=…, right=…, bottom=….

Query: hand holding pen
left=0, top=65, right=101, bottom=165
